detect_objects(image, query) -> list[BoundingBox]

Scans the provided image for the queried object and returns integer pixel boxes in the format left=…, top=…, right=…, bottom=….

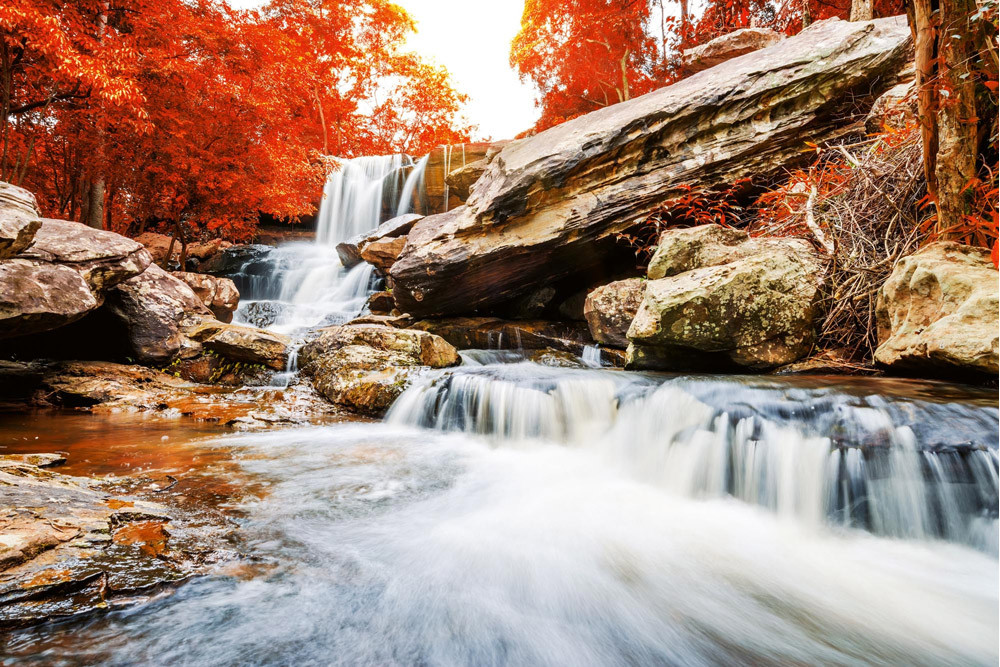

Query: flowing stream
left=5, top=359, right=997, bottom=665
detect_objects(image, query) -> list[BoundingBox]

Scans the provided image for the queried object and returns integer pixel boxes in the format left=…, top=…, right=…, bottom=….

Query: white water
left=7, top=359, right=997, bottom=664
left=232, top=155, right=424, bottom=334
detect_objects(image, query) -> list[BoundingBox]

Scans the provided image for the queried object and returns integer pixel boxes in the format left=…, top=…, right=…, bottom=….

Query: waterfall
left=232, top=155, right=415, bottom=334
left=397, top=155, right=429, bottom=217
left=387, top=362, right=1000, bottom=552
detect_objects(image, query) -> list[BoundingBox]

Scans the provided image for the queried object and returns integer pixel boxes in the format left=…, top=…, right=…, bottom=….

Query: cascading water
left=7, top=356, right=997, bottom=664
left=230, top=155, right=427, bottom=335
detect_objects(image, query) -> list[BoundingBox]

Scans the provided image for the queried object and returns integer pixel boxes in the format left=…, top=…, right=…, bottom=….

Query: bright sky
left=230, top=0, right=539, bottom=140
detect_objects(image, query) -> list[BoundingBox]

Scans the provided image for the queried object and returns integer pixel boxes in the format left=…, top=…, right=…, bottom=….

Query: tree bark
left=850, top=0, right=874, bottom=21
left=908, top=0, right=940, bottom=195
left=85, top=2, right=109, bottom=230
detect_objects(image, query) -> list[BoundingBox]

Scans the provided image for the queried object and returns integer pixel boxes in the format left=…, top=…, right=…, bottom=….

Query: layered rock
left=1, top=219, right=151, bottom=339
left=336, top=213, right=422, bottom=268
left=360, top=236, right=407, bottom=273
left=875, top=242, right=999, bottom=376
left=172, top=272, right=240, bottom=322
left=627, top=225, right=827, bottom=371
left=186, top=321, right=289, bottom=370
left=0, top=182, right=41, bottom=260
left=680, top=27, right=784, bottom=75
left=583, top=278, right=645, bottom=348
left=300, top=324, right=459, bottom=415
left=411, top=317, right=594, bottom=356
left=390, top=17, right=912, bottom=317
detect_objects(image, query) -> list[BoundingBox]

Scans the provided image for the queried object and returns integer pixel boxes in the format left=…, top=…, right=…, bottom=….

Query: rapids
left=5, top=357, right=997, bottom=666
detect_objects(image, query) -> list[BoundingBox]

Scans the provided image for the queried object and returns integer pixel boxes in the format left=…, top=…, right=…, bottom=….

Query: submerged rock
left=583, top=278, right=645, bottom=349
left=627, top=225, right=827, bottom=371
left=875, top=242, right=999, bottom=377
left=0, top=182, right=42, bottom=260
left=390, top=17, right=912, bottom=317
left=300, top=324, right=459, bottom=415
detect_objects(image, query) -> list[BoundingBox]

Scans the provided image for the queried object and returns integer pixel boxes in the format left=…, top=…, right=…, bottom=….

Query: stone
left=199, top=244, right=273, bottom=277
left=300, top=324, right=459, bottom=415
left=865, top=79, right=917, bottom=133
left=336, top=214, right=423, bottom=268
left=186, top=321, right=290, bottom=370
left=446, top=158, right=488, bottom=200
left=390, top=18, right=911, bottom=317
left=874, top=242, right=999, bottom=376
left=22, top=219, right=151, bottom=291
left=627, top=227, right=827, bottom=371
left=0, top=259, right=99, bottom=339
left=411, top=317, right=594, bottom=355
left=647, top=225, right=750, bottom=279
left=105, top=264, right=212, bottom=363
left=0, top=182, right=41, bottom=260
left=680, top=27, right=784, bottom=75
left=172, top=272, right=240, bottom=323
left=136, top=232, right=231, bottom=268
left=422, top=143, right=495, bottom=214
left=367, top=290, right=396, bottom=314
left=359, top=236, right=408, bottom=273
left=583, top=278, right=645, bottom=349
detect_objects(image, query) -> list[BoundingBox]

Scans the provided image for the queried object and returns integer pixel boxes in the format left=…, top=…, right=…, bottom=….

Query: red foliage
left=1, top=0, right=472, bottom=241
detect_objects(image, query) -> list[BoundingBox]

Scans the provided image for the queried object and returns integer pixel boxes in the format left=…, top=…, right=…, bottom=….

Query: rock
left=390, top=17, right=911, bottom=317
left=647, top=225, right=750, bottom=279
left=874, top=242, right=999, bottom=376
left=0, top=182, right=41, bottom=260
left=446, top=158, right=489, bottom=200
left=172, top=272, right=240, bottom=323
left=423, top=143, right=495, bottom=214
left=136, top=232, right=231, bottom=268
left=300, top=324, right=459, bottom=415
left=583, top=278, right=645, bottom=349
left=0, top=259, right=100, bottom=339
left=0, top=455, right=220, bottom=629
left=135, top=232, right=175, bottom=265
left=627, top=226, right=827, bottom=371
left=411, top=317, right=594, bottom=355
left=558, top=289, right=589, bottom=321
left=336, top=214, right=423, bottom=268
left=865, top=79, right=917, bottom=133
left=359, top=236, right=408, bottom=273
left=367, top=290, right=396, bottom=314
left=186, top=321, right=290, bottom=370
left=22, top=219, right=151, bottom=291
left=105, top=264, right=212, bottom=363
left=0, top=360, right=46, bottom=400
left=500, top=286, right=561, bottom=320
left=680, top=27, right=784, bottom=75
left=199, top=243, right=273, bottom=277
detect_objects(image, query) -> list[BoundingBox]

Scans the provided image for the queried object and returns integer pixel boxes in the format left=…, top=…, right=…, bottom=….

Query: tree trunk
left=908, top=0, right=940, bottom=195
left=850, top=0, right=874, bottom=21
left=85, top=1, right=109, bottom=230
left=933, top=0, right=978, bottom=236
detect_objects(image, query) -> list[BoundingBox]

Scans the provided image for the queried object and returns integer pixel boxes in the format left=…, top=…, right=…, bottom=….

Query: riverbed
left=2, top=359, right=997, bottom=666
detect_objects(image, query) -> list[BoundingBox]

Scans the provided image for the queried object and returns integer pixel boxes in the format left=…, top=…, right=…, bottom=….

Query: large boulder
left=0, top=182, right=41, bottom=260
left=172, top=272, right=240, bottom=323
left=583, top=278, right=645, bottom=349
left=105, top=264, right=212, bottom=363
left=627, top=225, right=827, bottom=371
left=680, top=27, right=784, bottom=75
left=0, top=259, right=99, bottom=339
left=22, top=220, right=151, bottom=291
left=336, top=214, right=423, bottom=268
left=300, top=324, right=459, bottom=415
left=359, top=236, right=407, bottom=274
left=874, top=242, right=998, bottom=376
left=390, top=17, right=911, bottom=317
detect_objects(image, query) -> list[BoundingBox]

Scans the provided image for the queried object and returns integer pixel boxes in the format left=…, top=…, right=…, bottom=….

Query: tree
left=1, top=0, right=471, bottom=242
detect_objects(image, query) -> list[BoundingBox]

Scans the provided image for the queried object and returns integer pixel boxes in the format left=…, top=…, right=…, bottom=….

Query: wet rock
left=501, top=286, right=560, bottom=320
left=367, top=290, right=396, bottom=314
left=105, top=264, right=212, bottom=364
left=0, top=360, right=46, bottom=400
left=360, top=236, right=408, bottom=274
left=583, top=278, right=645, bottom=349
left=336, top=214, right=423, bottom=269
left=0, top=182, right=42, bottom=260
left=199, top=243, right=273, bottom=277
left=627, top=226, right=827, bottom=371
left=0, top=456, right=215, bottom=629
left=390, top=17, right=911, bottom=317
left=23, top=219, right=151, bottom=291
left=186, top=321, right=290, bottom=370
left=238, top=300, right=287, bottom=329
left=411, top=317, right=594, bottom=355
left=875, top=242, right=999, bottom=377
left=172, top=272, right=240, bottom=323
left=300, top=324, right=459, bottom=415
left=171, top=351, right=273, bottom=386
left=423, top=142, right=496, bottom=214
left=680, top=27, right=784, bottom=75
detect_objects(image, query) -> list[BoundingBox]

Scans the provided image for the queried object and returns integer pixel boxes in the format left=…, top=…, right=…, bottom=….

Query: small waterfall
left=232, top=155, right=414, bottom=334
left=581, top=345, right=603, bottom=368
left=387, top=362, right=1000, bottom=552
left=397, top=155, right=429, bottom=217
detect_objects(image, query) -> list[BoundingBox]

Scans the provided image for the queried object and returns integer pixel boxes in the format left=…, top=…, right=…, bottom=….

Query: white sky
left=230, top=0, right=539, bottom=140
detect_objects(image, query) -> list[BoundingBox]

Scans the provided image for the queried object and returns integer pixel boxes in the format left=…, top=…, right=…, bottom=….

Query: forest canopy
left=0, top=0, right=472, bottom=240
